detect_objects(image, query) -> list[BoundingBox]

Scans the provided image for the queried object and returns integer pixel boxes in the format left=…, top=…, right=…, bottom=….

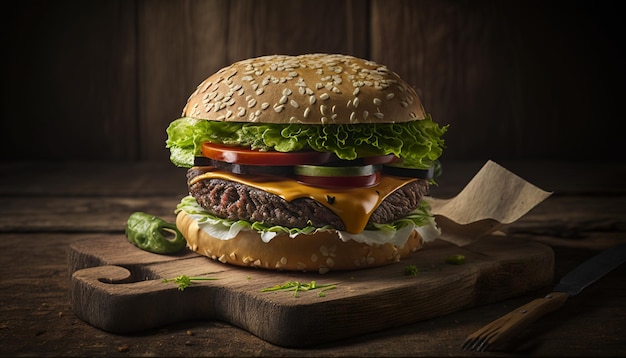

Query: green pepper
left=125, top=212, right=186, bottom=254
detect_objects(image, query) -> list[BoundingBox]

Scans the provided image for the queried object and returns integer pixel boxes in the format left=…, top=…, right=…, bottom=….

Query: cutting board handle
left=70, top=265, right=217, bottom=333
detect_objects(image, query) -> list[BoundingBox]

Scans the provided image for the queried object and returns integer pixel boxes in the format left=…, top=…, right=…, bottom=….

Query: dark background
left=2, top=0, right=624, bottom=164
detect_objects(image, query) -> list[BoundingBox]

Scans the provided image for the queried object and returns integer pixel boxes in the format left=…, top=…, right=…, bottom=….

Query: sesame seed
left=303, top=107, right=310, bottom=118
left=200, top=81, right=212, bottom=93
left=374, top=112, right=384, bottom=119
left=353, top=97, right=359, bottom=108
left=319, top=267, right=329, bottom=274
left=366, top=256, right=375, bottom=264
left=218, top=254, right=228, bottom=263
left=326, top=258, right=335, bottom=267
left=353, top=88, right=360, bottom=96
left=261, top=102, right=270, bottom=110
left=238, top=108, right=246, bottom=117
left=350, top=112, right=356, bottom=122
left=289, top=116, right=298, bottom=123
left=386, top=93, right=395, bottom=100
left=247, top=98, right=257, bottom=108
left=297, top=262, right=307, bottom=270
left=290, top=99, right=299, bottom=108
left=320, top=104, right=328, bottom=115
left=274, top=105, right=285, bottom=113
left=282, top=88, right=292, bottom=96
left=363, top=110, right=369, bottom=119
left=256, top=88, right=264, bottom=95
left=373, top=98, right=382, bottom=106
left=320, top=245, right=329, bottom=256
left=401, top=101, right=408, bottom=107
left=298, top=87, right=305, bottom=95
left=320, top=93, right=330, bottom=100
left=309, top=96, right=316, bottom=105
left=279, top=95, right=288, bottom=104
left=311, top=253, right=318, bottom=262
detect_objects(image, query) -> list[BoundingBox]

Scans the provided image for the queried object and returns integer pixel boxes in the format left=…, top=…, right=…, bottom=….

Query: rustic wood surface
left=67, top=234, right=553, bottom=347
left=2, top=1, right=623, bottom=163
left=1, top=159, right=625, bottom=356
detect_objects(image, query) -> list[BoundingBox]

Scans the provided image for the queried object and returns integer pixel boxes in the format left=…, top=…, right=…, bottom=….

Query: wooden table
left=1, top=160, right=625, bottom=356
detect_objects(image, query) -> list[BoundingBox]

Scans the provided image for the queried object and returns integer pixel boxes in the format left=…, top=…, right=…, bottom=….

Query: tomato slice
left=296, top=172, right=381, bottom=188
left=201, top=142, right=335, bottom=166
left=362, top=154, right=400, bottom=165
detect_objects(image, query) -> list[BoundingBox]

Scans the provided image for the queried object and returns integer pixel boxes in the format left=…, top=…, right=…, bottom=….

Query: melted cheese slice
left=189, top=168, right=416, bottom=234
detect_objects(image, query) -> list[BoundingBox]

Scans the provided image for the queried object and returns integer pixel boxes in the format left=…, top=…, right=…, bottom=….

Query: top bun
left=182, top=54, right=426, bottom=125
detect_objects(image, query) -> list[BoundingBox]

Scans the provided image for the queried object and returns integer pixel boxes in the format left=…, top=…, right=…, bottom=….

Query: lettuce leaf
left=165, top=116, right=447, bottom=168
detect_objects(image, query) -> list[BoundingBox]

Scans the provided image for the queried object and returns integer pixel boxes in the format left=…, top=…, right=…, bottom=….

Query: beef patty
left=187, top=168, right=429, bottom=230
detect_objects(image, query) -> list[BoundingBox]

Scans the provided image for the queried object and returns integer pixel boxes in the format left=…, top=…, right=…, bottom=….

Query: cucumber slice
left=294, top=164, right=381, bottom=177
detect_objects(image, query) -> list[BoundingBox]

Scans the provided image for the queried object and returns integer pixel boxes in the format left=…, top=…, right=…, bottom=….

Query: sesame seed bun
left=176, top=210, right=423, bottom=274
left=182, top=53, right=426, bottom=124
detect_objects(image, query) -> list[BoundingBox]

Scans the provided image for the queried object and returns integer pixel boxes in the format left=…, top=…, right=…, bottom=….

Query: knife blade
left=462, top=243, right=626, bottom=351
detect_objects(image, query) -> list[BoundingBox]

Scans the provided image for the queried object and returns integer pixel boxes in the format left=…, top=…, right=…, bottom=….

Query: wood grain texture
left=3, top=1, right=623, bottom=162
left=1, top=161, right=625, bottom=356
left=369, top=0, right=624, bottom=161
left=1, top=0, right=138, bottom=161
left=68, top=234, right=553, bottom=347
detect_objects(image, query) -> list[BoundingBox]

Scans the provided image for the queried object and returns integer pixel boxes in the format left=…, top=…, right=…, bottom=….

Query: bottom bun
left=176, top=211, right=423, bottom=273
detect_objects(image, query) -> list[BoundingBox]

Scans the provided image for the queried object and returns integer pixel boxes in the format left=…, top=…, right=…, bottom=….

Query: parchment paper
left=425, top=160, right=552, bottom=246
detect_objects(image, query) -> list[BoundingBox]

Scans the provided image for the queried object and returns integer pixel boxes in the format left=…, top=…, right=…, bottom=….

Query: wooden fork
left=462, top=291, right=568, bottom=352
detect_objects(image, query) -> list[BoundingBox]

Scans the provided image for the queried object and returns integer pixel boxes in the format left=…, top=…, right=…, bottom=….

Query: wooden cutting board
left=68, top=235, right=553, bottom=347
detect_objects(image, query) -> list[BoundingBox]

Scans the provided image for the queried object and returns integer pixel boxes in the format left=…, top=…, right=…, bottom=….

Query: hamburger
left=166, top=54, right=447, bottom=273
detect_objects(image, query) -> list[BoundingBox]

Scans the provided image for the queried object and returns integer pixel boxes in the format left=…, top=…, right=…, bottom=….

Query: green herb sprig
left=445, top=254, right=466, bottom=265
left=162, top=275, right=219, bottom=291
left=404, top=265, right=419, bottom=276
left=262, top=280, right=337, bottom=297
